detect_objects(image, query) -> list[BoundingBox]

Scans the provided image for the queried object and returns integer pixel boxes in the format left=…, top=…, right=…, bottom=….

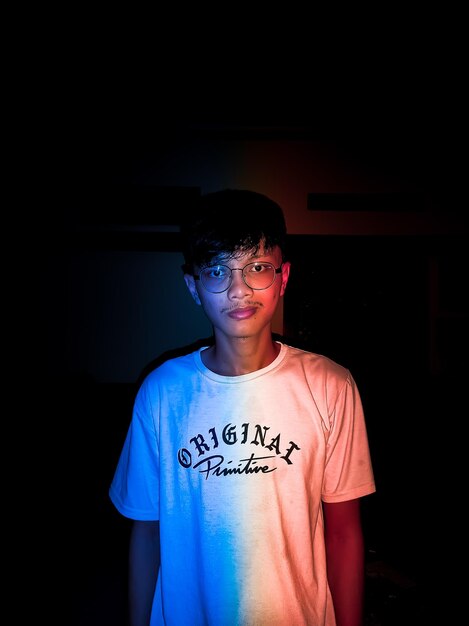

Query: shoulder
left=280, top=343, right=357, bottom=406
left=132, top=349, right=202, bottom=414
left=283, top=343, right=351, bottom=383
left=143, top=349, right=200, bottom=387
left=282, top=344, right=364, bottom=426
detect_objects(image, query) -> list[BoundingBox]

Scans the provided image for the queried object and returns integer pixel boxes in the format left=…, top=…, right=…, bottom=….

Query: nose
left=227, top=268, right=253, bottom=297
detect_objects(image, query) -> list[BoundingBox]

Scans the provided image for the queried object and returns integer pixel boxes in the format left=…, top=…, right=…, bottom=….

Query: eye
left=206, top=265, right=229, bottom=279
left=248, top=263, right=270, bottom=274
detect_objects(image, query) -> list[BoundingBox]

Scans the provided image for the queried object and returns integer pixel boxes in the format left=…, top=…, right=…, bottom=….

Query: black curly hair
left=181, top=189, right=287, bottom=273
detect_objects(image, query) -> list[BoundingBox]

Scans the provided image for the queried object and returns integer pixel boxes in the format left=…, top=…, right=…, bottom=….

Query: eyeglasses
left=194, top=262, right=282, bottom=293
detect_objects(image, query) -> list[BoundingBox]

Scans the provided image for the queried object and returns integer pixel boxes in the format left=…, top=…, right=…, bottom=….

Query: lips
left=227, top=307, right=257, bottom=320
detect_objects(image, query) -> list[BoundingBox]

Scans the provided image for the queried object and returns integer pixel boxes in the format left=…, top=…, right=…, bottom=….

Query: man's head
left=181, top=189, right=287, bottom=273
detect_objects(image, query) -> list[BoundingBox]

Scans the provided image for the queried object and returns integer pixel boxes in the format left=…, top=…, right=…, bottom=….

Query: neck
left=202, top=332, right=280, bottom=376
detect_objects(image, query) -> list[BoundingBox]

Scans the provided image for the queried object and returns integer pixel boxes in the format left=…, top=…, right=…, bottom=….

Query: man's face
left=184, top=244, right=290, bottom=341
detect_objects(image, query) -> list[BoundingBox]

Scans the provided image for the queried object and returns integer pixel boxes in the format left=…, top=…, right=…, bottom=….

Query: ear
left=184, top=274, right=202, bottom=305
left=279, top=261, right=291, bottom=297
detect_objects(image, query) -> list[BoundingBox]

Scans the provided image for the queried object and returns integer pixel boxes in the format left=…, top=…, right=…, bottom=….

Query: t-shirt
left=109, top=342, right=376, bottom=625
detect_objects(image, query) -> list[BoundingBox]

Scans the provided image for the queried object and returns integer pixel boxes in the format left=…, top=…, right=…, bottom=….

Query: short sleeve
left=322, top=372, right=376, bottom=503
left=109, top=380, right=160, bottom=520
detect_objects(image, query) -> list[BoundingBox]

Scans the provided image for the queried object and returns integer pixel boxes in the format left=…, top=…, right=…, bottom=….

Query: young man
left=109, top=189, right=376, bottom=626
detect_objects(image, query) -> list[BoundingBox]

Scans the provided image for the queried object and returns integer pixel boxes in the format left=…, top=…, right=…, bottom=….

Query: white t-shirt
left=109, top=342, right=376, bottom=625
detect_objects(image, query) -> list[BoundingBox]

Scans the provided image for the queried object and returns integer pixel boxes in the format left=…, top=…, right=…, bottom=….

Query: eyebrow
left=209, top=253, right=273, bottom=266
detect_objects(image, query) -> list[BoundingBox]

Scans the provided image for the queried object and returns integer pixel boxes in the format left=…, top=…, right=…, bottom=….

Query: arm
left=129, top=520, right=160, bottom=626
left=323, top=498, right=365, bottom=626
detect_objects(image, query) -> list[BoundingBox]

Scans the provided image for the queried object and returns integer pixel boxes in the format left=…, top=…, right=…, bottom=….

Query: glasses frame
left=194, top=262, right=283, bottom=294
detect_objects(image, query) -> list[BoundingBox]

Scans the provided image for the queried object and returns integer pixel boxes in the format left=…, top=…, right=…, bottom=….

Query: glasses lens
left=200, top=265, right=232, bottom=293
left=242, top=262, right=276, bottom=289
